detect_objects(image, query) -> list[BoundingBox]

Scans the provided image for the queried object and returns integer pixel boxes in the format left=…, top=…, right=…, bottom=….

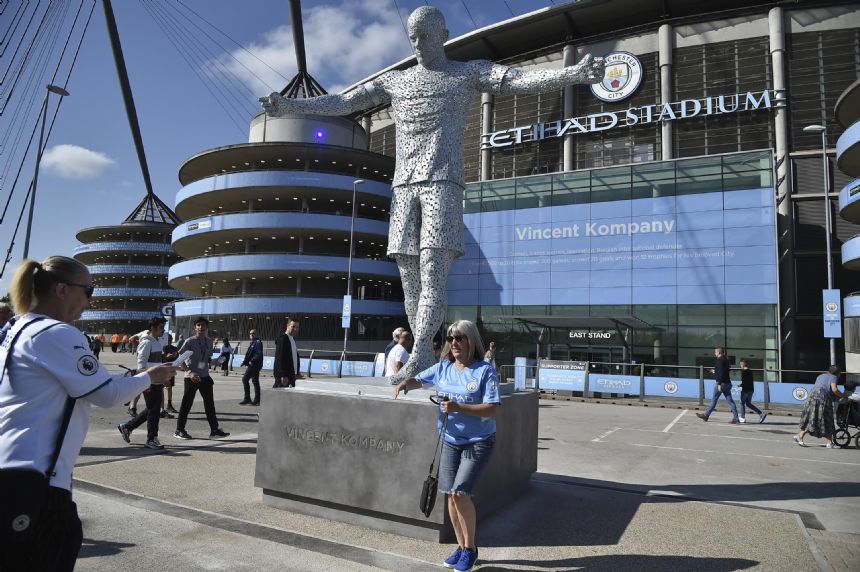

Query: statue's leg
left=388, top=248, right=457, bottom=384
left=393, top=253, right=420, bottom=332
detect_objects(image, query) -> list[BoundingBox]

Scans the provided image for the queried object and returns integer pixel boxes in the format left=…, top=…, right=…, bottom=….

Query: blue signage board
left=448, top=187, right=777, bottom=306
left=538, top=360, right=586, bottom=390
left=341, top=360, right=375, bottom=377
left=589, top=373, right=640, bottom=395
left=643, top=376, right=701, bottom=398
left=514, top=357, right=537, bottom=389
left=373, top=353, right=386, bottom=377
left=342, top=294, right=352, bottom=329
left=823, top=289, right=842, bottom=338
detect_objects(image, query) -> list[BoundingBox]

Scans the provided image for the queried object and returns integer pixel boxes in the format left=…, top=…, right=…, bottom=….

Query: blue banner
left=643, top=376, right=700, bottom=398
left=341, top=360, right=375, bottom=377
left=538, top=360, right=586, bottom=390
left=589, top=373, right=640, bottom=395
left=823, top=289, right=842, bottom=338
left=514, top=357, right=536, bottom=389
left=449, top=187, right=777, bottom=306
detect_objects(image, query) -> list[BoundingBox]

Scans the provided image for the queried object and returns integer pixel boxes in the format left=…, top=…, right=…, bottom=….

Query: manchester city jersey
left=416, top=359, right=500, bottom=445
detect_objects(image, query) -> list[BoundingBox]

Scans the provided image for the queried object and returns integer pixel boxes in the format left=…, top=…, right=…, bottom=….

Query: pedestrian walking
left=273, top=319, right=302, bottom=388
left=383, top=327, right=406, bottom=362
left=117, top=317, right=170, bottom=449
left=737, top=359, right=766, bottom=424
left=219, top=338, right=232, bottom=376
left=0, top=256, right=175, bottom=571
left=393, top=320, right=500, bottom=572
left=484, top=341, right=498, bottom=373
left=239, top=330, right=263, bottom=405
left=110, top=332, right=120, bottom=352
left=795, top=366, right=848, bottom=448
left=386, top=330, right=413, bottom=380
left=697, top=346, right=739, bottom=424
left=173, top=317, right=230, bottom=440
left=90, top=335, right=102, bottom=359
left=121, top=333, right=129, bottom=352
left=162, top=334, right=179, bottom=414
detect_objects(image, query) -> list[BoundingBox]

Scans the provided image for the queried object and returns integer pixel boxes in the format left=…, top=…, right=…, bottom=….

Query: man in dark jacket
left=697, top=346, right=739, bottom=423
left=274, top=319, right=301, bottom=388
left=239, top=329, right=263, bottom=405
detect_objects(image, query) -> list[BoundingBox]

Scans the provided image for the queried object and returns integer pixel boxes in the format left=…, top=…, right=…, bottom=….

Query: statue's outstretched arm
left=500, top=54, right=606, bottom=95
left=259, top=85, right=385, bottom=117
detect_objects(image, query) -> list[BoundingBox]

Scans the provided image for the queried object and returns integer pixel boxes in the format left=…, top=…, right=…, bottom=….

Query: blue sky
left=0, top=0, right=562, bottom=293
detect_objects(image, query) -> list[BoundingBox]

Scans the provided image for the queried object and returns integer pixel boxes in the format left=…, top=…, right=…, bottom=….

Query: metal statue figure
left=261, top=6, right=605, bottom=383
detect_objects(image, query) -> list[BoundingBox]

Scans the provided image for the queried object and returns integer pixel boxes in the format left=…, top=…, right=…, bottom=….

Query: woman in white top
left=0, top=256, right=175, bottom=571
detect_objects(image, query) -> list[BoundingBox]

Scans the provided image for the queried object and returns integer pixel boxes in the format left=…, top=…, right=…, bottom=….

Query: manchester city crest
left=590, top=52, right=643, bottom=103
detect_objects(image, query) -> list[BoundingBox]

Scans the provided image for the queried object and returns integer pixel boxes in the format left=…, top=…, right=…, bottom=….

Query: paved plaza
left=71, top=352, right=859, bottom=571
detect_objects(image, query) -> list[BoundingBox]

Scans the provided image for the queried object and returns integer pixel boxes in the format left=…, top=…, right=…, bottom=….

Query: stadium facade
left=168, top=113, right=401, bottom=349
left=75, top=193, right=187, bottom=335
left=354, top=0, right=858, bottom=374
left=170, top=0, right=860, bottom=373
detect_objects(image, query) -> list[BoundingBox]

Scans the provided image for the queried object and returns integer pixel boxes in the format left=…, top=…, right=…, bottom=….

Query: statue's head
left=407, top=6, right=448, bottom=67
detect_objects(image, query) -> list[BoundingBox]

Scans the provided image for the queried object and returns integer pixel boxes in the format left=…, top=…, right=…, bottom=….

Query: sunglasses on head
left=446, top=335, right=467, bottom=343
left=66, top=282, right=94, bottom=299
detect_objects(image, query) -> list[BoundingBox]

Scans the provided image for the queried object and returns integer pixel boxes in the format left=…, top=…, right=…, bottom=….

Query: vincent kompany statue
left=261, top=6, right=605, bottom=384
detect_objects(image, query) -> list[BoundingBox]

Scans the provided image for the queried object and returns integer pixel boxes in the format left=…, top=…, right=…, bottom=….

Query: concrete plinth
left=254, top=377, right=538, bottom=542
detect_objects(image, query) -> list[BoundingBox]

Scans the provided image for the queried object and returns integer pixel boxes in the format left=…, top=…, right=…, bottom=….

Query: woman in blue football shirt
left=393, top=320, right=500, bottom=572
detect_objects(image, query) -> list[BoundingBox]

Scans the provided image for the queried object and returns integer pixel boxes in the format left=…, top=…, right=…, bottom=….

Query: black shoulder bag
left=420, top=395, right=449, bottom=518
left=0, top=318, right=77, bottom=544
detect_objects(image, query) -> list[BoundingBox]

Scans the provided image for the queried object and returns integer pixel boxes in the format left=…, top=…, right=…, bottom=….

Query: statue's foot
left=388, top=351, right=437, bottom=385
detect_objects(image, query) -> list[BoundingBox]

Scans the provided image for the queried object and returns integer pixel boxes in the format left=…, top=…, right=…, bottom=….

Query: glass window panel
left=632, top=179, right=675, bottom=199
left=726, top=326, right=776, bottom=350
left=516, top=175, right=553, bottom=209
left=677, top=326, right=726, bottom=348
left=723, top=169, right=773, bottom=192
left=725, top=304, right=777, bottom=327
left=722, top=151, right=772, bottom=173
left=591, top=184, right=631, bottom=203
left=676, top=174, right=722, bottom=195
left=464, top=185, right=482, bottom=214
left=678, top=305, right=725, bottom=326
left=632, top=304, right=678, bottom=326
left=676, top=156, right=723, bottom=178
left=448, top=305, right=478, bottom=323
left=591, top=166, right=632, bottom=188
left=552, top=171, right=590, bottom=206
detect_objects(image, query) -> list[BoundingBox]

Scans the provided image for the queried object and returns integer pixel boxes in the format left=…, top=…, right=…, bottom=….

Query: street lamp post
left=803, top=124, right=837, bottom=365
left=342, top=179, right=365, bottom=357
left=23, top=84, right=69, bottom=260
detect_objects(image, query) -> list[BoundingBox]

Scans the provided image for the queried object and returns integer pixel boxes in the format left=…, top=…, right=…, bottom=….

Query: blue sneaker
left=455, top=547, right=478, bottom=571
left=443, top=546, right=463, bottom=568
left=759, top=413, right=768, bottom=424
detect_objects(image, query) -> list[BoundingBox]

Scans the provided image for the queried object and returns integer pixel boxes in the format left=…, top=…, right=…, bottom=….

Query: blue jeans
left=704, top=382, right=738, bottom=419
left=739, top=390, right=762, bottom=418
left=439, top=435, right=495, bottom=496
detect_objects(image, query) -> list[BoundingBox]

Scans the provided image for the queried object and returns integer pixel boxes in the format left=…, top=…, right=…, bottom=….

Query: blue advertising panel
left=589, top=373, right=640, bottom=395
left=309, top=359, right=338, bottom=375
left=643, top=376, right=701, bottom=398
left=538, top=360, right=586, bottom=390
left=341, top=360, right=375, bottom=377
left=823, top=289, right=843, bottom=338
left=449, top=187, right=777, bottom=306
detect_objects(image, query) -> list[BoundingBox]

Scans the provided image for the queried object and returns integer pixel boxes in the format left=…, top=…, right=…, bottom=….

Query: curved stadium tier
left=169, top=113, right=403, bottom=348
left=75, top=193, right=187, bottom=335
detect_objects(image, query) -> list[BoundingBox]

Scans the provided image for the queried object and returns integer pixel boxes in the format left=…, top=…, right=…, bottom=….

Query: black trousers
left=273, top=375, right=295, bottom=388
left=0, top=487, right=82, bottom=572
left=126, top=385, right=163, bottom=440
left=176, top=376, right=219, bottom=432
left=242, top=363, right=262, bottom=401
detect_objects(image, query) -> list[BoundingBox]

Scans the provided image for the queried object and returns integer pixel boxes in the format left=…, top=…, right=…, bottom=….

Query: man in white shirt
left=385, top=330, right=413, bottom=380
left=117, top=317, right=168, bottom=449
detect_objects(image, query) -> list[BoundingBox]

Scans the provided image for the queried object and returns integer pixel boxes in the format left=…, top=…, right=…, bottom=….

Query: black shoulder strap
left=47, top=396, right=76, bottom=478
left=1, top=316, right=77, bottom=479
left=427, top=396, right=449, bottom=477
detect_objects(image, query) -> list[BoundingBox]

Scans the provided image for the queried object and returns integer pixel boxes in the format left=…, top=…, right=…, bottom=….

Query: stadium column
left=480, top=93, right=494, bottom=181
left=770, top=6, right=793, bottom=371
left=658, top=24, right=673, bottom=160
left=362, top=116, right=372, bottom=151
left=563, top=44, right=576, bottom=171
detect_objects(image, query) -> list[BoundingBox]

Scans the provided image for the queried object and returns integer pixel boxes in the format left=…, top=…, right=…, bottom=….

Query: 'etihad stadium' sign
left=481, top=89, right=785, bottom=150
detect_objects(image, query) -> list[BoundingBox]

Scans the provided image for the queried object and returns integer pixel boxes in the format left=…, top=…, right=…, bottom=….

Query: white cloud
left=41, top=144, right=115, bottom=180
left=217, top=0, right=413, bottom=97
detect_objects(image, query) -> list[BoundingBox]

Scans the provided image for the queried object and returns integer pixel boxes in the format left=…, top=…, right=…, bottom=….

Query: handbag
left=0, top=317, right=77, bottom=544
left=420, top=395, right=449, bottom=518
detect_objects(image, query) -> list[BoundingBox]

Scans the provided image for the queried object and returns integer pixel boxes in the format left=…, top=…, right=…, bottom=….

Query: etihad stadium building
left=172, top=0, right=860, bottom=374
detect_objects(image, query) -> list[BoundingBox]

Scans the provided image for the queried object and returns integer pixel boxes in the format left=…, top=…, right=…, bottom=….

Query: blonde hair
left=440, top=320, right=485, bottom=363
left=10, top=256, right=88, bottom=314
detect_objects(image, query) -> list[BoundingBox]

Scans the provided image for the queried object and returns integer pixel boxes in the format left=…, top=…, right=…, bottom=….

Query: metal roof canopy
left=501, top=315, right=658, bottom=331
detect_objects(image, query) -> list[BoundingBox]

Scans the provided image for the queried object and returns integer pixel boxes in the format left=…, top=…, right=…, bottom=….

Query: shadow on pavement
left=78, top=538, right=136, bottom=558
left=479, top=554, right=757, bottom=571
